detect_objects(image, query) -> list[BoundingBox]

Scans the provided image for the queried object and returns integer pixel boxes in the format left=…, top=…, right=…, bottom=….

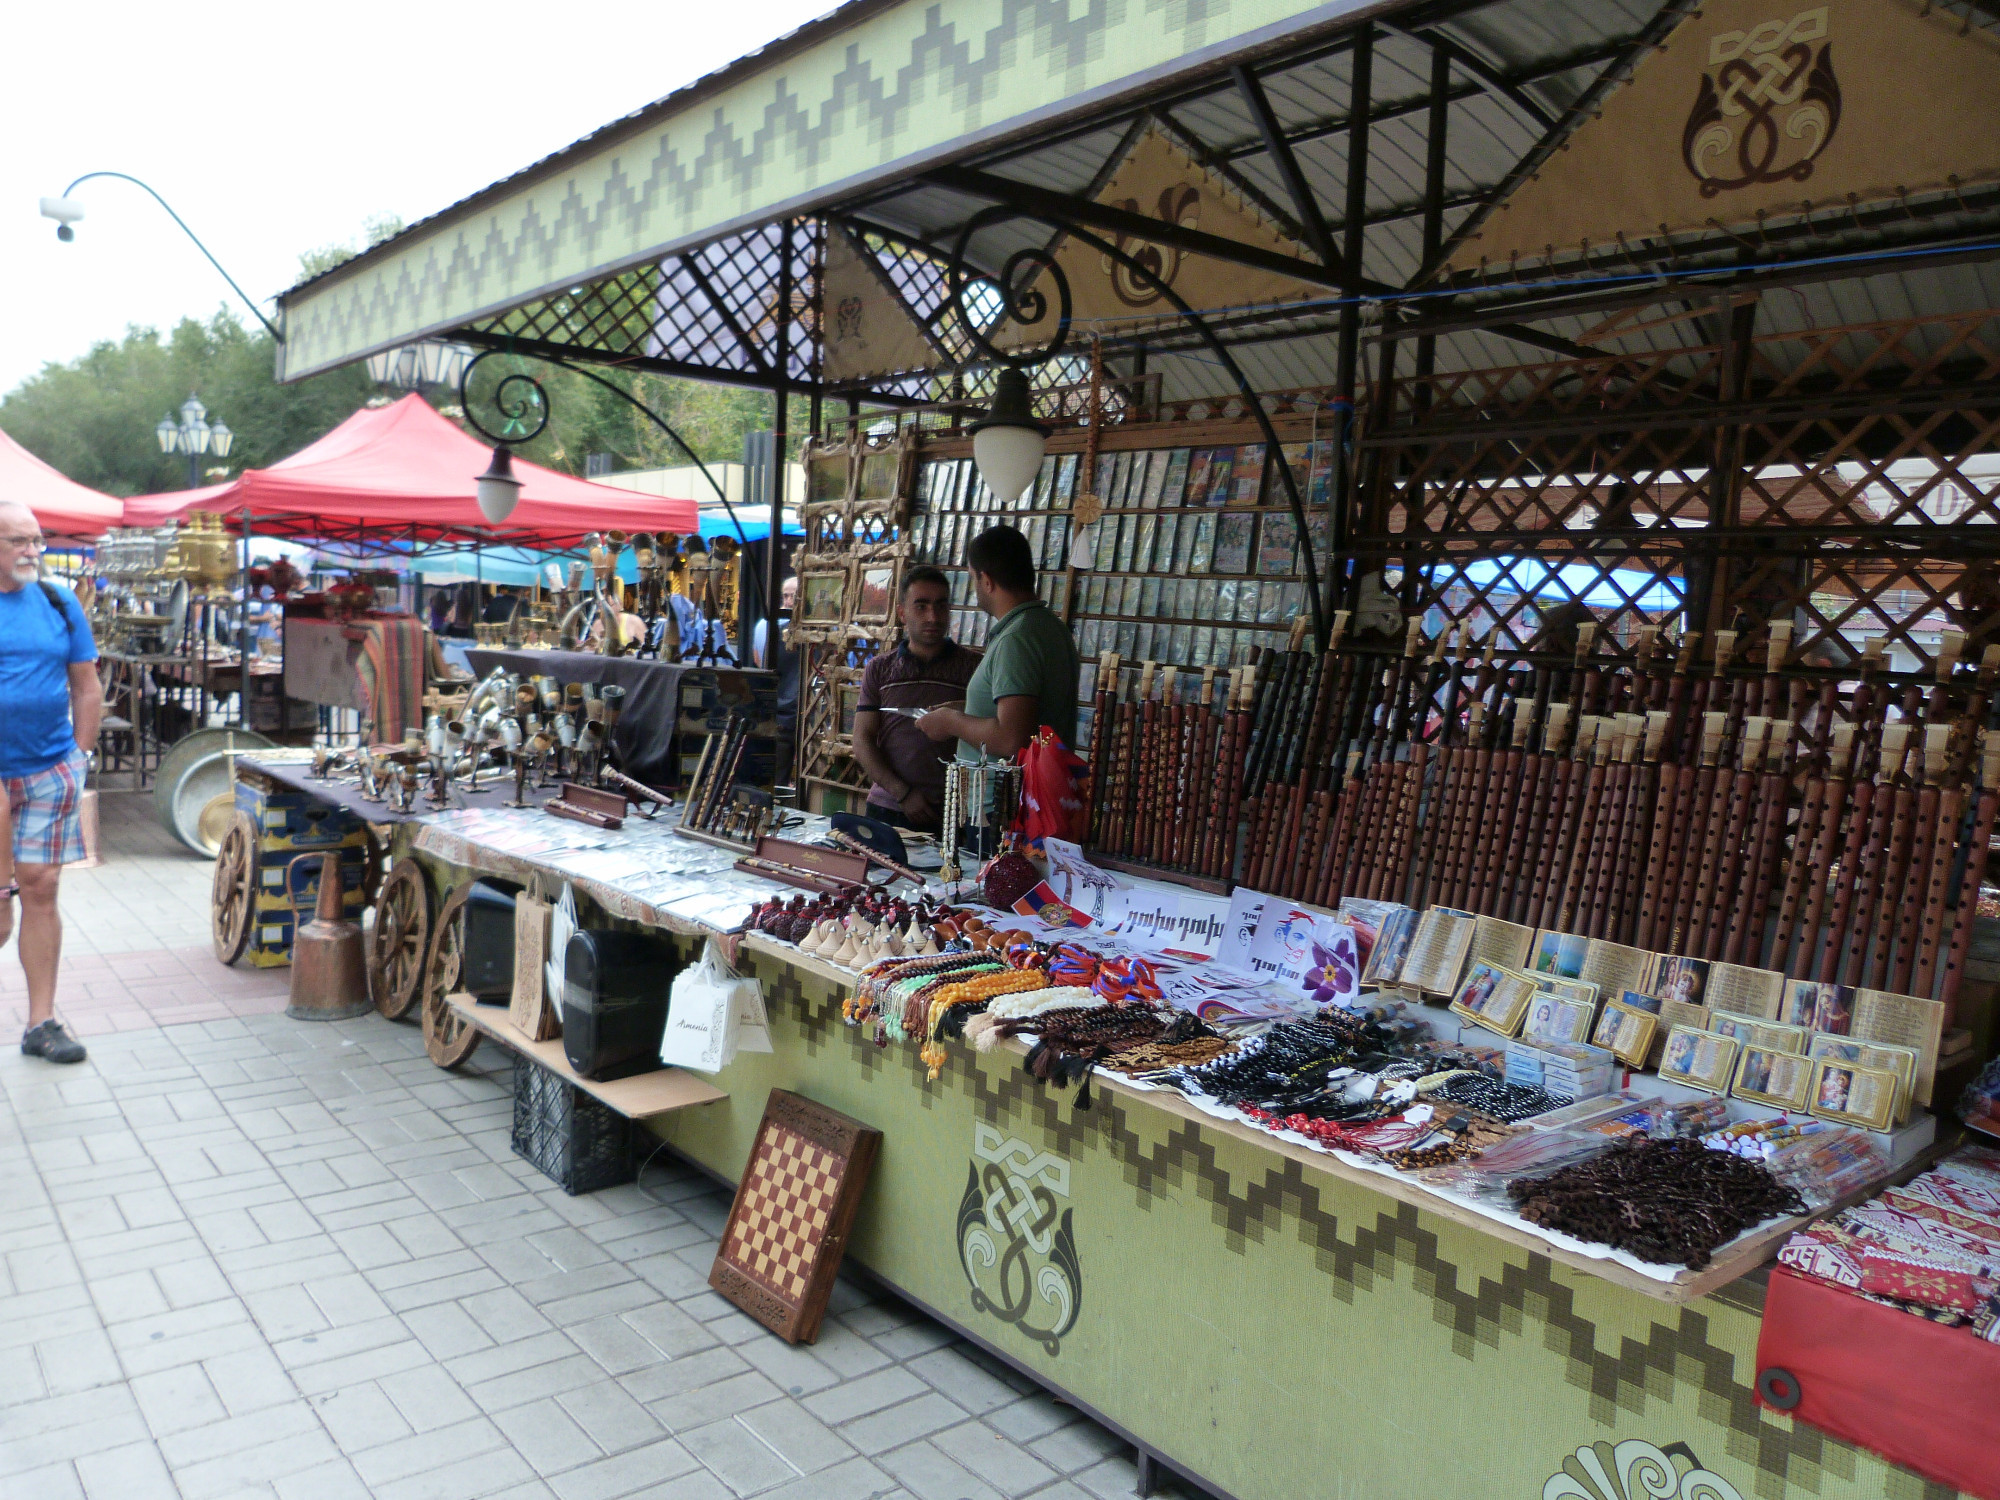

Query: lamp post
left=156, top=394, right=233, bottom=490
left=367, top=340, right=474, bottom=394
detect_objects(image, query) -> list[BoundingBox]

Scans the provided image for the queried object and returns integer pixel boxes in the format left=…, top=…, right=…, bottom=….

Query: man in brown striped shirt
left=852, top=567, right=980, bottom=833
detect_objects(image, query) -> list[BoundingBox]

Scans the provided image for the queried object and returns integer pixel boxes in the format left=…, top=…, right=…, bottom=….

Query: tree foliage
left=0, top=313, right=378, bottom=497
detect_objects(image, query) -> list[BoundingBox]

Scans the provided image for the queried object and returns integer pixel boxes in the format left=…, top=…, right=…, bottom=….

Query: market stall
left=258, top=750, right=1962, bottom=1500
left=253, top=1, right=2000, bottom=1494
left=1, top=424, right=123, bottom=542
left=121, top=396, right=703, bottom=745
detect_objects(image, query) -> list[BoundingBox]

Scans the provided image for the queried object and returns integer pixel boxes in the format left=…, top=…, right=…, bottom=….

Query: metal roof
left=277, top=0, right=2000, bottom=404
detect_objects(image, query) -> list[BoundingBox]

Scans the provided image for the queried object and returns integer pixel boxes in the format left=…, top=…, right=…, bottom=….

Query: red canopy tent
left=1, top=427, right=126, bottom=541
left=123, top=394, right=698, bottom=546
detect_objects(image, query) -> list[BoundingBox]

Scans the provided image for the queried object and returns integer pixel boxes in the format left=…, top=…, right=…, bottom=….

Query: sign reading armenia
left=1449, top=0, right=2000, bottom=273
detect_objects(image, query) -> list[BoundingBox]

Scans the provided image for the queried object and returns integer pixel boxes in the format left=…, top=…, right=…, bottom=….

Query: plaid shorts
left=6, top=748, right=88, bottom=866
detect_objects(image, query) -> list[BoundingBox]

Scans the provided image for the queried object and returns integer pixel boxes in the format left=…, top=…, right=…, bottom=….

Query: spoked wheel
left=370, top=860, right=432, bottom=1020
left=359, top=826, right=386, bottom=904
left=210, top=812, right=258, bottom=966
left=422, top=884, right=480, bottom=1069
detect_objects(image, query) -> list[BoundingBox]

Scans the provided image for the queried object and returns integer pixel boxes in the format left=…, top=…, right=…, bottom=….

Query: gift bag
left=662, top=939, right=768, bottom=1073
left=542, top=882, right=578, bottom=1030
left=1014, top=728, right=1091, bottom=843
left=509, top=873, right=560, bottom=1041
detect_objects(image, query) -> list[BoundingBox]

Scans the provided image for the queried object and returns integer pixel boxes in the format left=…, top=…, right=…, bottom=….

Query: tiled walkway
left=0, top=795, right=1189, bottom=1500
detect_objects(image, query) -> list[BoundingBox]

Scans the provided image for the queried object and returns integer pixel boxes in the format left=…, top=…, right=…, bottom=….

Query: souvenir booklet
left=1658, top=1026, right=1741, bottom=1094
left=1808, top=1058, right=1900, bottom=1131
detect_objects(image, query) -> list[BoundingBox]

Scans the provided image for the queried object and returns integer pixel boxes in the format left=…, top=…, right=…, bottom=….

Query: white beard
left=9, top=559, right=38, bottom=584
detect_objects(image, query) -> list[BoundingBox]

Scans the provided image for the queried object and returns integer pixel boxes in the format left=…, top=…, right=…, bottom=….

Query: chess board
left=710, top=1090, right=881, bottom=1342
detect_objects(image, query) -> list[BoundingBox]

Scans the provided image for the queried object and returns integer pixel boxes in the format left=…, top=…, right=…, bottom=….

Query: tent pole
left=238, top=505, right=251, bottom=728
left=769, top=217, right=792, bottom=676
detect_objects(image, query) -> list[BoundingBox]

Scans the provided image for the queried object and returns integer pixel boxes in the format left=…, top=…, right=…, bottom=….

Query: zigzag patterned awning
left=275, top=0, right=1361, bottom=382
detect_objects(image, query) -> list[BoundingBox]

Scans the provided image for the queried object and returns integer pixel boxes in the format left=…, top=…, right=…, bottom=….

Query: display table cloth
left=286, top=613, right=426, bottom=743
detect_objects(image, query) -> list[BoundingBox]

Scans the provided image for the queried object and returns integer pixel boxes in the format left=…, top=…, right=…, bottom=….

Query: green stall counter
left=638, top=938, right=1960, bottom=1500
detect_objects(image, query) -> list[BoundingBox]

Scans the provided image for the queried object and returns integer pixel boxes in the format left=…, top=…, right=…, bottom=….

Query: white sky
left=0, top=0, right=837, bottom=395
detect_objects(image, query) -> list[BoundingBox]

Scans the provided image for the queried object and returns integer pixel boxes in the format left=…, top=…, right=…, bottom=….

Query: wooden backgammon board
left=709, top=1090, right=881, bottom=1342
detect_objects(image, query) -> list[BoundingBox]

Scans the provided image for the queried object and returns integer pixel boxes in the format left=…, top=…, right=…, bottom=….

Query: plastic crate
left=510, top=1056, right=634, bottom=1195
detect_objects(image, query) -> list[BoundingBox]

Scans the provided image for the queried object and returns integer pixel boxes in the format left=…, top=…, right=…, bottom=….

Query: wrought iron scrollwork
left=948, top=206, right=1072, bottom=370
left=458, top=349, right=551, bottom=446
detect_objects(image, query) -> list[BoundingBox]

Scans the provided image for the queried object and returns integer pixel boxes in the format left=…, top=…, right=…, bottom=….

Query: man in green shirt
left=918, top=524, right=1079, bottom=762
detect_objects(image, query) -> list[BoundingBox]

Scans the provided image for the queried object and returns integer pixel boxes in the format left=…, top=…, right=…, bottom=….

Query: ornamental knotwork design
left=1680, top=6, right=1840, bottom=196
left=1540, top=1439, right=1745, bottom=1500
left=955, top=1123, right=1082, bottom=1355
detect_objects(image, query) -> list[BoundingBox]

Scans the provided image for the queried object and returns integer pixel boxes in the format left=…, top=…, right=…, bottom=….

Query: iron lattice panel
left=466, top=222, right=823, bottom=387
left=1363, top=310, right=2000, bottom=674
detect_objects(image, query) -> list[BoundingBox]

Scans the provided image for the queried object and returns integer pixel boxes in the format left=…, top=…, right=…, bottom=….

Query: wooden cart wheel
left=422, top=885, right=481, bottom=1068
left=209, top=811, right=258, bottom=966
left=369, top=860, right=432, bottom=1020
left=359, top=826, right=386, bottom=904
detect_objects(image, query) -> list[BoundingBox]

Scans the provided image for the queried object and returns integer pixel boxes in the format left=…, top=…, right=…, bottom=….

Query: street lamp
left=156, top=393, right=233, bottom=489
left=41, top=173, right=284, bottom=343
left=367, top=340, right=474, bottom=392
left=968, top=367, right=1048, bottom=508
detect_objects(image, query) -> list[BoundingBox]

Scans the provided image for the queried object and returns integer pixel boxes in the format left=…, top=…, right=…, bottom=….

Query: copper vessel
left=285, top=853, right=372, bottom=1021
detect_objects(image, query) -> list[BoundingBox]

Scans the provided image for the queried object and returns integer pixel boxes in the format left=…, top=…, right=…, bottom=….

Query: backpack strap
left=37, top=580, right=75, bottom=624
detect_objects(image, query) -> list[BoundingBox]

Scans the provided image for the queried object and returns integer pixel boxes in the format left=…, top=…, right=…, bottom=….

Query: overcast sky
left=0, top=0, right=836, bottom=396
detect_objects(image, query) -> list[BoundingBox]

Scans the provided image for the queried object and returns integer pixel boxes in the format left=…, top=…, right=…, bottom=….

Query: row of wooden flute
left=1082, top=612, right=2000, bottom=1009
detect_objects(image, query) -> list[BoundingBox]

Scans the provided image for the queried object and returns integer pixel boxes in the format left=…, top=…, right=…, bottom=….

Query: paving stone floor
left=0, top=796, right=1197, bottom=1500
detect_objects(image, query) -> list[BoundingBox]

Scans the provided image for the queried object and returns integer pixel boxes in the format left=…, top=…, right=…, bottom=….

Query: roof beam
left=450, top=328, right=828, bottom=398
left=1379, top=23, right=1555, bottom=132
left=1208, top=39, right=1630, bottom=163
left=918, top=164, right=1395, bottom=296
left=1420, top=0, right=1704, bottom=286
left=1231, top=64, right=1338, bottom=268
left=676, top=254, right=771, bottom=375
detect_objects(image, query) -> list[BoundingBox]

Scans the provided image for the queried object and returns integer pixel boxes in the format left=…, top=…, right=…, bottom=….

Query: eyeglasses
left=0, top=535, right=46, bottom=550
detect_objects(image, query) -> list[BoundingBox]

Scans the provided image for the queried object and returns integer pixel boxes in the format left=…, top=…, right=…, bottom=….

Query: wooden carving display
left=710, top=1090, right=881, bottom=1343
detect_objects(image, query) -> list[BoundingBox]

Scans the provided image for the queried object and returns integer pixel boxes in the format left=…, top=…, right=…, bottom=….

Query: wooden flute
left=1666, top=710, right=1728, bottom=954
left=1916, top=650, right=2000, bottom=996
left=1085, top=651, right=1120, bottom=841
left=1725, top=624, right=1796, bottom=964
left=1553, top=717, right=1610, bottom=933
left=1708, top=717, right=1769, bottom=962
left=1443, top=637, right=1499, bottom=909
left=1940, top=732, right=2000, bottom=1019
left=1840, top=721, right=1908, bottom=986
left=1192, top=668, right=1224, bottom=868
left=1219, top=668, right=1256, bottom=880
left=1888, top=726, right=1951, bottom=995
left=1636, top=631, right=1700, bottom=949
left=1863, top=698, right=1923, bottom=989
left=1464, top=689, right=1519, bottom=916
left=1732, top=709, right=1796, bottom=968
left=1769, top=678, right=1840, bottom=970
left=1473, top=697, right=1535, bottom=918
left=1687, top=634, right=1749, bottom=958
left=1523, top=705, right=1579, bottom=930
left=1589, top=714, right=1643, bottom=940
left=1507, top=700, right=1565, bottom=925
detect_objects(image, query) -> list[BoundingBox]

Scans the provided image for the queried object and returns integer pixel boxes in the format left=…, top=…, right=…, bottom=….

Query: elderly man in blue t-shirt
left=0, top=501, right=101, bottom=1064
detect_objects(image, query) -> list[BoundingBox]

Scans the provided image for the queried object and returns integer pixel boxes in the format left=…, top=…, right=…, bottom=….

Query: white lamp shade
left=208, top=419, right=233, bottom=458
left=475, top=445, right=523, bottom=523
left=180, top=394, right=207, bottom=428
left=155, top=416, right=180, bottom=453
left=972, top=423, right=1047, bottom=509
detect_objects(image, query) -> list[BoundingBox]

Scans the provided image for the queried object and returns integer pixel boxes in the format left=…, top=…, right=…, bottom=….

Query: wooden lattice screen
left=1360, top=308, right=2000, bottom=674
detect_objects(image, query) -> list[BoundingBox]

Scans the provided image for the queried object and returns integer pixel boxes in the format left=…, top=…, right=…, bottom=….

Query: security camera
left=39, top=196, right=85, bottom=242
